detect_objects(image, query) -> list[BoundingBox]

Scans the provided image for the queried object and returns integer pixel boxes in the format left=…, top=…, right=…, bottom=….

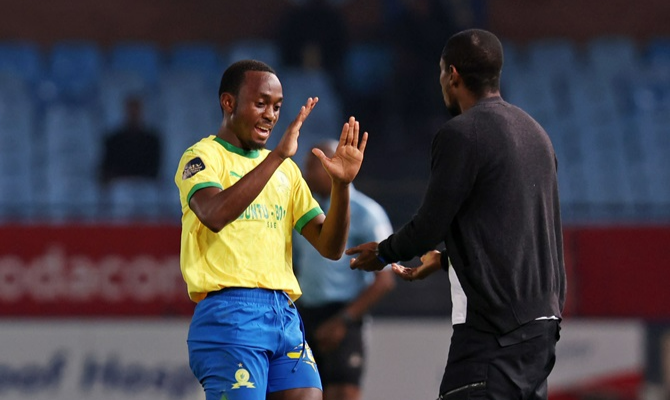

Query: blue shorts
left=187, top=288, right=322, bottom=400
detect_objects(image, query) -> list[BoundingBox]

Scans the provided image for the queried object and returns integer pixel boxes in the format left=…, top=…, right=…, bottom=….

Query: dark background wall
left=1, top=0, right=668, bottom=48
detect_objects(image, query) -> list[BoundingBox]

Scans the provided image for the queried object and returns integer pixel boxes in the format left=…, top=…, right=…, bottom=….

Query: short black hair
left=218, top=59, right=276, bottom=101
left=441, top=29, right=503, bottom=95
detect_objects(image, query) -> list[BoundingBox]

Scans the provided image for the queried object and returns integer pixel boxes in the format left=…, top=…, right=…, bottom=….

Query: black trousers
left=299, top=302, right=365, bottom=386
left=439, top=320, right=560, bottom=400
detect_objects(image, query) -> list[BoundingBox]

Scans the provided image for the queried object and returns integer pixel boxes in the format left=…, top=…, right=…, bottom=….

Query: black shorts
left=439, top=320, right=560, bottom=400
left=299, top=302, right=365, bottom=386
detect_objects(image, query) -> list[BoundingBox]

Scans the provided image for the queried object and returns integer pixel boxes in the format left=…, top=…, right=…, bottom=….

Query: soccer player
left=294, top=140, right=395, bottom=400
left=175, top=59, right=367, bottom=400
left=347, top=29, right=566, bottom=400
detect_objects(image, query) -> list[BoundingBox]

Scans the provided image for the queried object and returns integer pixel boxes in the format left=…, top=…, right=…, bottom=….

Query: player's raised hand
left=312, top=116, right=368, bottom=185
left=392, top=250, right=442, bottom=282
left=275, top=97, right=319, bottom=159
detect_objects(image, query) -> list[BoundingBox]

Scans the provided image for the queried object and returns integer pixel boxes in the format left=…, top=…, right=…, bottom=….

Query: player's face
left=439, top=59, right=461, bottom=117
left=230, top=71, right=283, bottom=150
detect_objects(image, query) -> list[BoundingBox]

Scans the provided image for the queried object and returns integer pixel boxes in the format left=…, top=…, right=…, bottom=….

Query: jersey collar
left=214, top=137, right=261, bottom=159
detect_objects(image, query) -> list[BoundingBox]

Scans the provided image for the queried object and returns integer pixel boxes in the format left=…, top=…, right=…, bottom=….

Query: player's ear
left=221, top=93, right=235, bottom=114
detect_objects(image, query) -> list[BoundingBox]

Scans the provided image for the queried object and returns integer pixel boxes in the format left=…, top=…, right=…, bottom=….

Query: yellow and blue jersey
left=175, top=135, right=322, bottom=303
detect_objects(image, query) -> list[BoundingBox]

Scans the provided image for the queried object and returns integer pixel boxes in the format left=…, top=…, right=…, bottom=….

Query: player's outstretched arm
left=301, top=116, right=368, bottom=260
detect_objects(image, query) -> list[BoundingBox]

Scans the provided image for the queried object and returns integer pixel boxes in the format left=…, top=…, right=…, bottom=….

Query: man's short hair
left=441, top=29, right=504, bottom=95
left=218, top=59, right=276, bottom=101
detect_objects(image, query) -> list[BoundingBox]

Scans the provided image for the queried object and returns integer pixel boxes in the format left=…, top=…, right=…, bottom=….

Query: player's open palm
left=275, top=97, right=318, bottom=159
left=313, top=116, right=368, bottom=184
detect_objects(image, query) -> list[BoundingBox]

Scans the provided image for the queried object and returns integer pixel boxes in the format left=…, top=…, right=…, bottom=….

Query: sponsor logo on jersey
left=182, top=157, right=205, bottom=180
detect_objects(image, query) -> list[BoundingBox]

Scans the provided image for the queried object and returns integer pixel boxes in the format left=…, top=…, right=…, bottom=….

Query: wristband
left=375, top=246, right=388, bottom=265
left=338, top=310, right=355, bottom=325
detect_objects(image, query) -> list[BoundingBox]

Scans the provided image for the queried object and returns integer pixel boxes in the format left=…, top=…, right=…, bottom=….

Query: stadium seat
left=343, top=42, right=395, bottom=97
left=0, top=83, right=36, bottom=221
left=0, top=40, right=44, bottom=85
left=635, top=115, right=670, bottom=208
left=565, top=72, right=619, bottom=126
left=646, top=36, right=670, bottom=69
left=586, top=35, right=639, bottom=78
left=578, top=123, right=634, bottom=210
left=47, top=41, right=104, bottom=102
left=102, top=179, right=162, bottom=221
left=226, top=39, right=280, bottom=67
left=169, top=42, right=226, bottom=76
left=43, top=104, right=102, bottom=219
left=109, top=42, right=163, bottom=87
left=503, top=71, right=561, bottom=127
left=267, top=67, right=343, bottom=163
left=526, top=38, right=580, bottom=78
left=157, top=70, right=220, bottom=185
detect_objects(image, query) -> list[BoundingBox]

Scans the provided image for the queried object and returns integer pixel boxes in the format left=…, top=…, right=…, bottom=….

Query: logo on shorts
left=231, top=364, right=256, bottom=389
left=287, top=343, right=317, bottom=372
left=182, top=157, right=205, bottom=180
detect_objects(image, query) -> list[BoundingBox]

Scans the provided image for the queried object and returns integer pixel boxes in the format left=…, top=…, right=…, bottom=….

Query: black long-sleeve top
left=378, top=96, right=566, bottom=334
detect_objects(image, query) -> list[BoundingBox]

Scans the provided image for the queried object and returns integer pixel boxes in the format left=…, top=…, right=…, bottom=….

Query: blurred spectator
left=384, top=0, right=456, bottom=127
left=294, top=140, right=395, bottom=400
left=99, top=96, right=161, bottom=185
left=277, top=0, right=349, bottom=79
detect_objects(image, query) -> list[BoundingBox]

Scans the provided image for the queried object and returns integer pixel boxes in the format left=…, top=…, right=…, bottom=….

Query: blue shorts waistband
left=206, top=287, right=288, bottom=303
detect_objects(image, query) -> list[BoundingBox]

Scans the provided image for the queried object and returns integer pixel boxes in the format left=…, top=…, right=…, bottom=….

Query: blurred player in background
left=174, top=59, right=368, bottom=400
left=294, top=140, right=395, bottom=400
left=347, top=29, right=566, bottom=400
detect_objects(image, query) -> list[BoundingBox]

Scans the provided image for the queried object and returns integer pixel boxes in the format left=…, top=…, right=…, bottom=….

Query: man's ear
left=220, top=93, right=235, bottom=114
left=449, top=65, right=461, bottom=88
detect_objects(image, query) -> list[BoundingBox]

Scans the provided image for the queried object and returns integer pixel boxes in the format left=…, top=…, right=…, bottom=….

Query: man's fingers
left=358, top=131, right=368, bottom=153
left=295, top=97, right=318, bottom=124
left=352, top=120, right=359, bottom=146
left=344, top=246, right=361, bottom=256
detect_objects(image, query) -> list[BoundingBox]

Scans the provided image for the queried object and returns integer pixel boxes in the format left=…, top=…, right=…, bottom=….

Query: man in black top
left=347, top=29, right=566, bottom=400
left=100, top=96, right=161, bottom=185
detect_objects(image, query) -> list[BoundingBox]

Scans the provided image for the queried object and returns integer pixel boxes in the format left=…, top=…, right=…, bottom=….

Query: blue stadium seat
left=267, top=68, right=343, bottom=163
left=578, top=123, right=634, bottom=210
left=102, top=179, right=162, bottom=221
left=109, top=42, right=163, bottom=87
left=157, top=70, right=220, bottom=185
left=503, top=71, right=560, bottom=127
left=47, top=41, right=104, bottom=102
left=636, top=115, right=670, bottom=208
left=547, top=120, right=589, bottom=210
left=526, top=38, right=580, bottom=78
left=169, top=42, right=226, bottom=77
left=565, top=72, right=619, bottom=126
left=0, top=40, right=43, bottom=85
left=586, top=35, right=639, bottom=78
left=343, top=42, right=395, bottom=97
left=226, top=39, right=280, bottom=67
left=43, top=104, right=101, bottom=219
left=646, top=36, right=670, bottom=69
left=0, top=78, right=36, bottom=220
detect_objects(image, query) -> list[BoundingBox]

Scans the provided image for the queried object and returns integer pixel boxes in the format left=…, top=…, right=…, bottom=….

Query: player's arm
left=190, top=98, right=318, bottom=232
left=300, top=117, right=368, bottom=260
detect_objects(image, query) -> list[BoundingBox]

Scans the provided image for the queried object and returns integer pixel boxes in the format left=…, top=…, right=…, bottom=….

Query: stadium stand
left=0, top=37, right=668, bottom=223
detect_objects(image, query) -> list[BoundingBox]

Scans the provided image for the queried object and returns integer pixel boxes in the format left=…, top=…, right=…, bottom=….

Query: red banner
left=0, top=224, right=194, bottom=316
left=1, top=224, right=669, bottom=318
